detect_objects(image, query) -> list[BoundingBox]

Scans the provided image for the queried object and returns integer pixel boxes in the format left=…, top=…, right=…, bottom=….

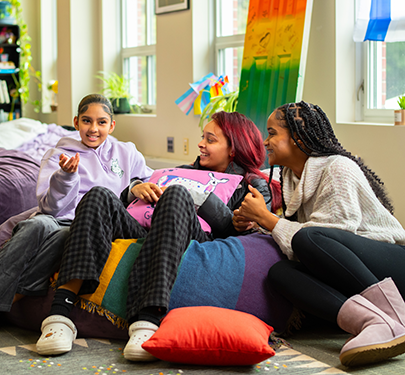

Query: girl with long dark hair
left=233, top=101, right=405, bottom=367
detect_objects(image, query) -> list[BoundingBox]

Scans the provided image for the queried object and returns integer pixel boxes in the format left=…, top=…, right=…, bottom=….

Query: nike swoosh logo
left=65, top=298, right=74, bottom=304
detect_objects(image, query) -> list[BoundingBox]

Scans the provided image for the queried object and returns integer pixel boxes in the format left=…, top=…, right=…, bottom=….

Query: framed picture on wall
left=155, top=0, right=189, bottom=14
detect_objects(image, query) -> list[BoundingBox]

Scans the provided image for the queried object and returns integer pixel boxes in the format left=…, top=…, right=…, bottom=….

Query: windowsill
left=144, top=155, right=192, bottom=169
left=114, top=113, right=156, bottom=117
left=337, top=121, right=398, bottom=127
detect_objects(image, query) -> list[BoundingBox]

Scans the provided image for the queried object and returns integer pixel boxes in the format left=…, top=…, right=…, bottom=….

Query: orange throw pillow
left=142, top=306, right=275, bottom=366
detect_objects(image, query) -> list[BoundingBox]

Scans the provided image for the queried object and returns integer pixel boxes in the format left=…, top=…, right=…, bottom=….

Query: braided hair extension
left=274, top=101, right=394, bottom=216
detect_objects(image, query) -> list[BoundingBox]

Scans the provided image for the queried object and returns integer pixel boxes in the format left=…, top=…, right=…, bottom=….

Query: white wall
left=21, top=0, right=405, bottom=225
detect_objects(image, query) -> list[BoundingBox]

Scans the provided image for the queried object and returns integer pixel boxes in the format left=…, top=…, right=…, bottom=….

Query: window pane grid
left=215, top=0, right=248, bottom=90
left=123, top=0, right=146, bottom=48
left=217, top=0, right=249, bottom=37
left=147, top=55, right=156, bottom=105
left=122, top=0, right=156, bottom=108
left=146, top=0, right=156, bottom=45
left=367, top=41, right=405, bottom=111
left=218, top=47, right=243, bottom=91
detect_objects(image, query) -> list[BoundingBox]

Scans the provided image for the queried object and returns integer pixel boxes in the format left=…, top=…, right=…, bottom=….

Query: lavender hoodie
left=37, top=136, right=153, bottom=220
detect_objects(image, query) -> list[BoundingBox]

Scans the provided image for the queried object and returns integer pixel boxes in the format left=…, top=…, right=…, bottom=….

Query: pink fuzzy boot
left=337, top=294, right=405, bottom=366
left=361, top=277, right=405, bottom=326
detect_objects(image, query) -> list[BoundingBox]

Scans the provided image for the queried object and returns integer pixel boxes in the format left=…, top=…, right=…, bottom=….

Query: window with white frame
left=355, top=0, right=405, bottom=123
left=121, top=0, right=156, bottom=111
left=365, top=41, right=405, bottom=110
left=40, top=0, right=58, bottom=114
left=215, top=0, right=249, bottom=91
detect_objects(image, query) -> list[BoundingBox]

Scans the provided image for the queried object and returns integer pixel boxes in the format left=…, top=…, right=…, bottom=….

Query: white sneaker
left=36, top=315, right=77, bottom=355
left=123, top=320, right=158, bottom=361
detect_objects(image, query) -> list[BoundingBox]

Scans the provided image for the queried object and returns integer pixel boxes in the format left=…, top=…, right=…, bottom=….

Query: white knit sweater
left=271, top=155, right=405, bottom=260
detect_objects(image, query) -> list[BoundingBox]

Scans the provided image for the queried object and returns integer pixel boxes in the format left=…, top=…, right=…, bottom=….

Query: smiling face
left=264, top=110, right=297, bottom=168
left=198, top=120, right=232, bottom=172
left=74, top=103, right=115, bottom=149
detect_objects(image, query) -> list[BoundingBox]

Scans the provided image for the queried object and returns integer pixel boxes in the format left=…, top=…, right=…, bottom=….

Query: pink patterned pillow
left=126, top=168, right=243, bottom=233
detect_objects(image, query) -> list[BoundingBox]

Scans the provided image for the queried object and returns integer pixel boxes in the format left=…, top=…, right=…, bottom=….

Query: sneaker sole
left=37, top=341, right=73, bottom=356
left=340, top=334, right=405, bottom=366
left=123, top=349, right=157, bottom=362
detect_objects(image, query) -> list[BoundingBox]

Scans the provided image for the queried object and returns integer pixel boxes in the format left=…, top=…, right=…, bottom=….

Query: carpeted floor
left=0, top=318, right=349, bottom=375
left=287, top=317, right=405, bottom=375
left=3, top=316, right=405, bottom=375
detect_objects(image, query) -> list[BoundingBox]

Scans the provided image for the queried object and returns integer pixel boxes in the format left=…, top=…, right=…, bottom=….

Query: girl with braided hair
left=233, top=101, right=405, bottom=367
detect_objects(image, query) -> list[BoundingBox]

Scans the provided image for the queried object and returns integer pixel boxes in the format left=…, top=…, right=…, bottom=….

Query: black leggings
left=268, top=227, right=405, bottom=323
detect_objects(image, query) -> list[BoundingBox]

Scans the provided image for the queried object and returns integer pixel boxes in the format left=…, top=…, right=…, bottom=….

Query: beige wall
left=301, top=0, right=405, bottom=226
left=21, top=0, right=405, bottom=225
left=111, top=4, right=201, bottom=163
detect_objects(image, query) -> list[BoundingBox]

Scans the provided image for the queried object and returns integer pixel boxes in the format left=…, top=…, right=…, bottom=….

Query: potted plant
left=198, top=89, right=239, bottom=131
left=395, top=95, right=405, bottom=125
left=47, top=79, right=58, bottom=112
left=96, top=71, right=131, bottom=114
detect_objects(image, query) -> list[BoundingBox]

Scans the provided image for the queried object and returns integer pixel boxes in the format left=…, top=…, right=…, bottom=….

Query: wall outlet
left=167, top=137, right=174, bottom=153
left=183, top=138, right=189, bottom=155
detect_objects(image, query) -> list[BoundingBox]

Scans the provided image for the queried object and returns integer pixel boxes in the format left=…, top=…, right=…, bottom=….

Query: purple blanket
left=0, top=148, right=40, bottom=225
left=0, top=125, right=79, bottom=226
left=16, top=124, right=79, bottom=163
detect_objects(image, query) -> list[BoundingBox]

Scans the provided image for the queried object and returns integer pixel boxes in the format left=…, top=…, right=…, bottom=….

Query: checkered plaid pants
left=126, top=184, right=211, bottom=320
left=56, top=186, right=148, bottom=293
left=57, top=185, right=211, bottom=321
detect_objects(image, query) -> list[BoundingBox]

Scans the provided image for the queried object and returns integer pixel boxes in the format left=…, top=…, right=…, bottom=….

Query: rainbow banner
left=237, top=0, right=313, bottom=143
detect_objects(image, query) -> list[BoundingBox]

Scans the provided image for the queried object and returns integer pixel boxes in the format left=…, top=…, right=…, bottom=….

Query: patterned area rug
left=0, top=326, right=350, bottom=375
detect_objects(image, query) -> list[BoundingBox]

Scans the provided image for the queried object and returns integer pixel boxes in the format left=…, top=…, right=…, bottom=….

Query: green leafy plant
left=397, top=95, right=405, bottom=110
left=96, top=71, right=131, bottom=104
left=198, top=89, right=239, bottom=131
left=96, top=71, right=134, bottom=113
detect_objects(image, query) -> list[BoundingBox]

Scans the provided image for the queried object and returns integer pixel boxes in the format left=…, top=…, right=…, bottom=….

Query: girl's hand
left=232, top=208, right=256, bottom=232
left=131, top=182, right=163, bottom=203
left=236, top=185, right=279, bottom=232
left=59, top=153, right=80, bottom=173
left=238, top=185, right=268, bottom=223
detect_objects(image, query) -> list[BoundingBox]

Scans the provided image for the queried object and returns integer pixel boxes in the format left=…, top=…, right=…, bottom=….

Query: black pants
left=268, top=227, right=405, bottom=323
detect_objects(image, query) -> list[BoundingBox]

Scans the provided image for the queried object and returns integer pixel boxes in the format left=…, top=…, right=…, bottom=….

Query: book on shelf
left=0, top=109, right=20, bottom=122
left=0, top=81, right=4, bottom=104
left=0, top=80, right=10, bottom=104
left=1, top=80, right=9, bottom=103
left=0, top=109, right=21, bottom=122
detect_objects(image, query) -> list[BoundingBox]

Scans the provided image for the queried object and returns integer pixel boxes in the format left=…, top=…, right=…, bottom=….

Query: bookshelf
left=0, top=23, right=21, bottom=121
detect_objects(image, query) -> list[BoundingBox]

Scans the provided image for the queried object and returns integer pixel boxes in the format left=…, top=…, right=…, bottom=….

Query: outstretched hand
left=59, top=153, right=80, bottom=173
left=131, top=182, right=164, bottom=203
